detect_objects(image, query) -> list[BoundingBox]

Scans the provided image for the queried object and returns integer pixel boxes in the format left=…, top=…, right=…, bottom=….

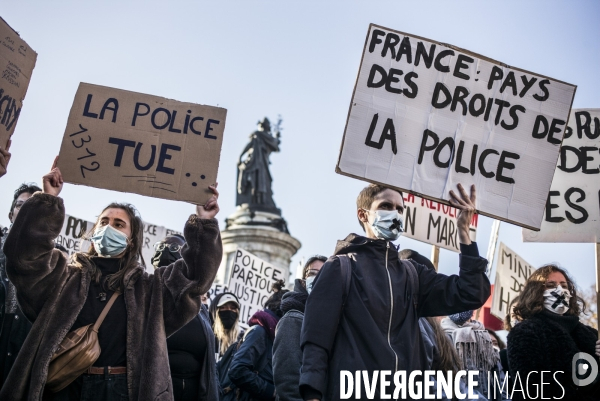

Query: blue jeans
left=45, top=373, right=128, bottom=401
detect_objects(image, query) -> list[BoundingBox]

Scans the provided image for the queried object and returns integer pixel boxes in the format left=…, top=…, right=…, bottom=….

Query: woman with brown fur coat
left=0, top=159, right=222, bottom=401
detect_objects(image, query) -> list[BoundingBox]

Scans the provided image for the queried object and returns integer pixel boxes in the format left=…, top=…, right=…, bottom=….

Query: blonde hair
left=214, top=312, right=239, bottom=355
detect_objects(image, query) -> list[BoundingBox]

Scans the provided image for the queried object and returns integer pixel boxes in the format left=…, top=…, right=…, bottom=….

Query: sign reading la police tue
left=58, top=83, right=227, bottom=205
left=337, top=24, right=576, bottom=231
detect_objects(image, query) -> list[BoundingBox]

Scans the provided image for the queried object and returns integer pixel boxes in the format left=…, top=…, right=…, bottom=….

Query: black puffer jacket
left=300, top=234, right=490, bottom=401
left=507, top=310, right=600, bottom=401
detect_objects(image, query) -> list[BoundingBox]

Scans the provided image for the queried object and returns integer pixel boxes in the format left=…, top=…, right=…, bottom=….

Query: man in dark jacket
left=300, top=183, right=490, bottom=401
left=0, top=183, right=40, bottom=387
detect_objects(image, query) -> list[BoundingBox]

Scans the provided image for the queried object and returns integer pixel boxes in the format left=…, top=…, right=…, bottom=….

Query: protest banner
left=490, top=242, right=535, bottom=320
left=58, top=83, right=227, bottom=205
left=336, top=24, right=576, bottom=231
left=54, top=214, right=93, bottom=255
left=227, top=248, right=284, bottom=329
left=523, top=109, right=600, bottom=243
left=0, top=17, right=37, bottom=150
left=402, top=193, right=477, bottom=252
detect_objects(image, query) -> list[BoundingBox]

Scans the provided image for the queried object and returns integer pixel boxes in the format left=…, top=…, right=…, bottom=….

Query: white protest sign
left=0, top=17, right=37, bottom=149
left=54, top=214, right=93, bottom=255
left=58, top=83, right=226, bottom=205
left=336, top=24, right=576, bottom=231
left=402, top=193, right=477, bottom=252
left=523, top=109, right=600, bottom=243
left=227, top=248, right=284, bottom=329
left=490, top=242, right=535, bottom=320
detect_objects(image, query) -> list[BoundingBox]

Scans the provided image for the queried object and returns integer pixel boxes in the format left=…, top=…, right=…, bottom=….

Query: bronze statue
left=236, top=117, right=281, bottom=212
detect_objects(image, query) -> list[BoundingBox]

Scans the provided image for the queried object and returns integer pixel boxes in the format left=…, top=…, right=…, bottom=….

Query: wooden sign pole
left=430, top=245, right=440, bottom=272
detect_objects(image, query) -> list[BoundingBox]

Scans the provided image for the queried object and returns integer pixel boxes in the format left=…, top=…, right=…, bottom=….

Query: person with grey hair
left=273, top=255, right=326, bottom=401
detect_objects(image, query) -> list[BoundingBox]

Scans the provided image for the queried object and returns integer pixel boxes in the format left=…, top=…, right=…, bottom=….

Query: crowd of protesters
left=0, top=147, right=599, bottom=401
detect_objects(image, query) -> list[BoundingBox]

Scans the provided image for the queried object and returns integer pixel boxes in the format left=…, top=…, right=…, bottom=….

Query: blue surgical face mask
left=305, top=276, right=316, bottom=294
left=90, top=224, right=129, bottom=257
left=366, top=209, right=404, bottom=241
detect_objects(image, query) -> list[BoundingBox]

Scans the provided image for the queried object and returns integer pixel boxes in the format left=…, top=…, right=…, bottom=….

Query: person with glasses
left=151, top=234, right=185, bottom=269
left=0, top=182, right=41, bottom=388
left=153, top=235, right=220, bottom=401
left=506, top=264, right=600, bottom=400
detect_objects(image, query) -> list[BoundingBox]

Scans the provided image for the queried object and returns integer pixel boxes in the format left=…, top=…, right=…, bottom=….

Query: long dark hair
left=72, top=203, right=145, bottom=292
left=505, top=264, right=586, bottom=330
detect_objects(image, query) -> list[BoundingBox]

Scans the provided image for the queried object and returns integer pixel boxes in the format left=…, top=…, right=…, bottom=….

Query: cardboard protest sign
left=0, top=17, right=37, bottom=149
left=402, top=193, right=477, bottom=252
left=54, top=214, right=93, bottom=255
left=58, top=83, right=226, bottom=205
left=227, top=248, right=284, bottom=329
left=490, top=242, right=535, bottom=320
left=523, top=109, right=600, bottom=243
left=336, top=24, right=576, bottom=231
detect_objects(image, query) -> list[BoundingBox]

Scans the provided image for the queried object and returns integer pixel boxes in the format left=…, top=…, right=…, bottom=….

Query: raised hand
left=196, top=183, right=219, bottom=219
left=449, top=183, right=476, bottom=245
left=0, top=140, right=12, bottom=179
left=42, top=156, right=64, bottom=197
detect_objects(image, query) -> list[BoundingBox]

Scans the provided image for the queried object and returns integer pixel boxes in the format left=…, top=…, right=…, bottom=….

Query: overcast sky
left=1, top=1, right=599, bottom=293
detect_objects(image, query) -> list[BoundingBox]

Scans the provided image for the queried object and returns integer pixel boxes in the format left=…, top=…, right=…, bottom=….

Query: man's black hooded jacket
left=299, top=234, right=490, bottom=401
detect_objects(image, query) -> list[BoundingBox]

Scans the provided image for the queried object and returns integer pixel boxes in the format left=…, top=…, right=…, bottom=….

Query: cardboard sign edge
left=336, top=23, right=580, bottom=232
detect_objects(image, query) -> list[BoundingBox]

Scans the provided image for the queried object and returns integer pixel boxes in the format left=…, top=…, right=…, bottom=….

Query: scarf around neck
left=248, top=310, right=280, bottom=341
left=440, top=317, right=499, bottom=393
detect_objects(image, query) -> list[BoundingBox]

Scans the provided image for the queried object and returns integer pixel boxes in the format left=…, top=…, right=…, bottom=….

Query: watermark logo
left=572, top=352, right=598, bottom=386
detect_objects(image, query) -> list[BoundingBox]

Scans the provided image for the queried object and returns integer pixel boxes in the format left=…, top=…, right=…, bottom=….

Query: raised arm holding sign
left=1, top=157, right=222, bottom=400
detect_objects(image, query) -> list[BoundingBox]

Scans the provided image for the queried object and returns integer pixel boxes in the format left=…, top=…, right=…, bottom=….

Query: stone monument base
left=215, top=207, right=301, bottom=286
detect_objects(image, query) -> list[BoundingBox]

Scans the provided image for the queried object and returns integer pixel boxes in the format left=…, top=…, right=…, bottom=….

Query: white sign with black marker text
left=402, top=193, right=477, bottom=252
left=490, top=242, right=535, bottom=320
left=227, top=248, right=284, bottom=330
left=523, top=109, right=600, bottom=243
left=337, top=24, right=576, bottom=231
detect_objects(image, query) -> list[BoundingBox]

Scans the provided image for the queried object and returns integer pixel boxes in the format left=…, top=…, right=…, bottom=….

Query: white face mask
left=305, top=276, right=316, bottom=295
left=365, top=209, right=404, bottom=241
left=543, top=285, right=571, bottom=315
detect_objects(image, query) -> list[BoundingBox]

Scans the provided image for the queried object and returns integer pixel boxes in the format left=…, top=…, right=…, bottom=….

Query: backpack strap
left=400, top=259, right=419, bottom=311
left=338, top=255, right=352, bottom=308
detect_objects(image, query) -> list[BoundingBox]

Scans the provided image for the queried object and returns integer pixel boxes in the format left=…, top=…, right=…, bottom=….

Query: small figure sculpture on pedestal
left=236, top=117, right=281, bottom=214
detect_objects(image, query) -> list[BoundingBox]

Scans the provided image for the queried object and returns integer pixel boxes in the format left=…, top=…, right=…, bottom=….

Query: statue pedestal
left=215, top=207, right=301, bottom=286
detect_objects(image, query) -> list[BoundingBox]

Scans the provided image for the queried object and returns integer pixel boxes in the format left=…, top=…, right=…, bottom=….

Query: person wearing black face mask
left=209, top=292, right=242, bottom=361
left=154, top=235, right=220, bottom=401
left=151, top=234, right=185, bottom=268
